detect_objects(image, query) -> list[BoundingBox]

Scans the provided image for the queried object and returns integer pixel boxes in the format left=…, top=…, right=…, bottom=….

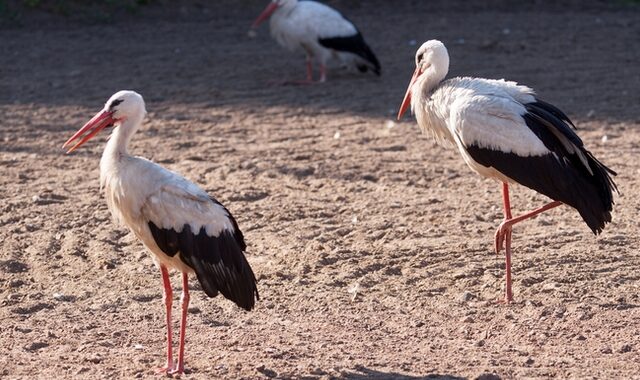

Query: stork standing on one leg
left=62, top=91, right=259, bottom=374
left=397, top=40, right=618, bottom=303
left=251, top=0, right=381, bottom=83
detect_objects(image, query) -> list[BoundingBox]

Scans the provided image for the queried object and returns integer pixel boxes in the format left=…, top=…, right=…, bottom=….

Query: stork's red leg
left=494, top=183, right=563, bottom=302
left=267, top=58, right=316, bottom=86
left=268, top=58, right=326, bottom=85
left=496, top=200, right=563, bottom=242
left=290, top=58, right=324, bottom=85
left=172, top=272, right=190, bottom=374
left=157, top=265, right=175, bottom=373
left=496, top=183, right=514, bottom=302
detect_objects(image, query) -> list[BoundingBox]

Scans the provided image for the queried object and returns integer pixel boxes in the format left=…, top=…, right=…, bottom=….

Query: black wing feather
left=210, top=197, right=247, bottom=251
left=318, top=32, right=381, bottom=75
left=147, top=201, right=258, bottom=311
left=465, top=99, right=617, bottom=234
left=530, top=99, right=576, bottom=129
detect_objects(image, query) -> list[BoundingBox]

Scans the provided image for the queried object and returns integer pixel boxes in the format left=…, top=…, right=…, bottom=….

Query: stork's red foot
left=495, top=298, right=512, bottom=305
left=166, top=366, right=185, bottom=375
left=155, top=362, right=176, bottom=374
left=155, top=364, right=185, bottom=376
left=494, top=220, right=513, bottom=254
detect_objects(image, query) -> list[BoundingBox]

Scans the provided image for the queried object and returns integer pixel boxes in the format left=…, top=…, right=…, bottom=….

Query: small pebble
left=619, top=344, right=632, bottom=353
left=52, top=293, right=66, bottom=301
left=25, top=342, right=49, bottom=351
left=459, top=291, right=475, bottom=302
left=85, top=355, right=102, bottom=364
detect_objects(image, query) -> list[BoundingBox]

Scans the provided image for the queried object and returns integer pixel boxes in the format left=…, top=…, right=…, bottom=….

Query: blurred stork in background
left=63, top=91, right=259, bottom=374
left=251, top=0, right=380, bottom=83
left=398, top=40, right=618, bottom=303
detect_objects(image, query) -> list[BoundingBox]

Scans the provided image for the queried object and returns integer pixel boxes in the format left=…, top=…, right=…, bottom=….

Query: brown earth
left=1, top=1, right=640, bottom=379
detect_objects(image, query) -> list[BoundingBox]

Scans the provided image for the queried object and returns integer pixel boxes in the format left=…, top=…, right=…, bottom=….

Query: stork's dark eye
left=110, top=99, right=123, bottom=109
left=417, top=52, right=424, bottom=62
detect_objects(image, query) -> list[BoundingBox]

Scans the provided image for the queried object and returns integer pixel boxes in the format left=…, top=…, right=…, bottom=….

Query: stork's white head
left=62, top=90, right=146, bottom=154
left=397, top=40, right=450, bottom=120
left=251, top=0, right=297, bottom=28
left=106, top=90, right=146, bottom=123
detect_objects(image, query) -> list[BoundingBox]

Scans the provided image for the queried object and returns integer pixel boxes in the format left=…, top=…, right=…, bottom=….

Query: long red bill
left=397, top=67, right=421, bottom=120
left=62, top=110, right=115, bottom=154
left=252, top=2, right=279, bottom=28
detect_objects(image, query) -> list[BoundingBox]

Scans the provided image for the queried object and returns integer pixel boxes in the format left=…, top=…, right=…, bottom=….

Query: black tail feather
left=318, top=32, right=381, bottom=76
left=148, top=222, right=259, bottom=310
left=523, top=101, right=618, bottom=234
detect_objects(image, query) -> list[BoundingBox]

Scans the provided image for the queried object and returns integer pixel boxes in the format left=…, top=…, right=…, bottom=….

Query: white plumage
left=63, top=90, right=258, bottom=374
left=398, top=40, right=617, bottom=302
left=252, top=0, right=380, bottom=82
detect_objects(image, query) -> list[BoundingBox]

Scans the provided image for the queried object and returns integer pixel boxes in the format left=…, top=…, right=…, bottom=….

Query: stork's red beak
left=252, top=2, right=279, bottom=28
left=397, top=66, right=422, bottom=120
left=62, top=109, right=115, bottom=154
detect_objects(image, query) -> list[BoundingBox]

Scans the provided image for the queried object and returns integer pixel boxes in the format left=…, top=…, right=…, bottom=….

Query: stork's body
left=252, top=0, right=380, bottom=83
left=64, top=91, right=259, bottom=374
left=398, top=40, right=617, bottom=302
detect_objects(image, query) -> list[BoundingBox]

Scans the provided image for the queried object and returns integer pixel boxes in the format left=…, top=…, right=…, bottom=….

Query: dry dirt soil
left=1, top=1, right=639, bottom=379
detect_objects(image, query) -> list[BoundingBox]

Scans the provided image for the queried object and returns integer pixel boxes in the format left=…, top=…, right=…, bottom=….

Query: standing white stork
left=62, top=91, right=259, bottom=374
left=397, top=40, right=618, bottom=303
left=251, top=0, right=381, bottom=83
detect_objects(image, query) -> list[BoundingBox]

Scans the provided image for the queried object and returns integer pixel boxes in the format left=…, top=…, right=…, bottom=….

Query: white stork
left=397, top=40, right=618, bottom=303
left=62, top=91, right=259, bottom=374
left=251, top=0, right=380, bottom=83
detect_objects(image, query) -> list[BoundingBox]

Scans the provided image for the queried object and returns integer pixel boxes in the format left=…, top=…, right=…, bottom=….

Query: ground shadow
left=1, top=1, right=639, bottom=123
left=334, top=365, right=496, bottom=380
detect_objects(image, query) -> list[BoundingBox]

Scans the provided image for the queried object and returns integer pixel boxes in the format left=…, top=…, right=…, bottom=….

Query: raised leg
left=494, top=183, right=563, bottom=302
left=157, top=265, right=175, bottom=373
left=172, top=272, right=190, bottom=374
left=495, top=199, right=563, bottom=253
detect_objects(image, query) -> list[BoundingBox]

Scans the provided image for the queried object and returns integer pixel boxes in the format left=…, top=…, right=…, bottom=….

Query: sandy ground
left=1, top=1, right=640, bottom=379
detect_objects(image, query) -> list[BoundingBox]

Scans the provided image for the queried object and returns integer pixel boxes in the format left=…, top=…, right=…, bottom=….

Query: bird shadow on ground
left=333, top=365, right=488, bottom=380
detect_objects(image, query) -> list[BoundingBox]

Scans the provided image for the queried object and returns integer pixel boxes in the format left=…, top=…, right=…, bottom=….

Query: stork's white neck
left=102, top=113, right=144, bottom=162
left=417, top=63, right=448, bottom=96
left=99, top=114, right=143, bottom=193
left=410, top=66, right=452, bottom=145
